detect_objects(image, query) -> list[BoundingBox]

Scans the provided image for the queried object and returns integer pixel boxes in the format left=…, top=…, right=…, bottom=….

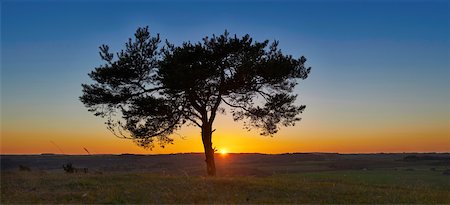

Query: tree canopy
left=80, top=26, right=311, bottom=175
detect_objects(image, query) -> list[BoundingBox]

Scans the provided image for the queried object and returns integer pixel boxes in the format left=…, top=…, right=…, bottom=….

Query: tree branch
left=222, top=98, right=254, bottom=114
left=186, top=116, right=202, bottom=127
left=208, top=96, right=222, bottom=124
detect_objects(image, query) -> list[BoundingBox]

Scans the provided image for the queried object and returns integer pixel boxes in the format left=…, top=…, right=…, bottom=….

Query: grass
left=2, top=169, right=449, bottom=204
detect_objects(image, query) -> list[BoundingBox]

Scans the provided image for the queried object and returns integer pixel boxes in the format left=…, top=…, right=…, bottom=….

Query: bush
left=62, top=163, right=74, bottom=173
left=18, top=165, right=31, bottom=171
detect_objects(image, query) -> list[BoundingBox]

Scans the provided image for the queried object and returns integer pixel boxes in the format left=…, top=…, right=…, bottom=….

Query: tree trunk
left=201, top=123, right=216, bottom=176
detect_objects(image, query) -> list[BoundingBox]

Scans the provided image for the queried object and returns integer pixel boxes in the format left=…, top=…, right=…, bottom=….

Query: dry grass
left=1, top=169, right=449, bottom=204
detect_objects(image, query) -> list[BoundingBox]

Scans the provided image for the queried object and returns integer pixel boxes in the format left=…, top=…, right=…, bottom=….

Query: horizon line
left=1, top=151, right=449, bottom=156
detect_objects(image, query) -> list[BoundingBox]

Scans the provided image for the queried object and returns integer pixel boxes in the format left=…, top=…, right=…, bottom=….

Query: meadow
left=1, top=153, right=449, bottom=204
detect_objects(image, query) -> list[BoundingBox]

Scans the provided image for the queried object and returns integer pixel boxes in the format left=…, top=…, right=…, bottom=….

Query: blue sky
left=1, top=1, right=449, bottom=153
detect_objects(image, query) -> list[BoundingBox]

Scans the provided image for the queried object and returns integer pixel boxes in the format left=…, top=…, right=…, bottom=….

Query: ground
left=1, top=153, right=449, bottom=204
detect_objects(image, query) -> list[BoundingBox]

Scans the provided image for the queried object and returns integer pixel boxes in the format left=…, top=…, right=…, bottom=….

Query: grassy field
left=2, top=153, right=449, bottom=203
left=2, top=168, right=449, bottom=204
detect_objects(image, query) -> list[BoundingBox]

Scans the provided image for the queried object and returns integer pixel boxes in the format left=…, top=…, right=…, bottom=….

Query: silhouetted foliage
left=63, top=163, right=74, bottom=173
left=18, top=165, right=31, bottom=171
left=80, top=26, right=311, bottom=176
left=403, top=155, right=450, bottom=161
left=63, top=163, right=88, bottom=174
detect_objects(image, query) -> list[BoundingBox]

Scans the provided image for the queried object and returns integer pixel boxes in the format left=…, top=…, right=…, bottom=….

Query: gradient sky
left=1, top=0, right=449, bottom=154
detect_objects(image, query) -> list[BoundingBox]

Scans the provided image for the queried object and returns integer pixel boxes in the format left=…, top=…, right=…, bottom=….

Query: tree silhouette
left=80, top=27, right=311, bottom=176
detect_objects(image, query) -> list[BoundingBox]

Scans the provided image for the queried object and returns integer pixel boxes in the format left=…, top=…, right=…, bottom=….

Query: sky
left=1, top=0, right=449, bottom=154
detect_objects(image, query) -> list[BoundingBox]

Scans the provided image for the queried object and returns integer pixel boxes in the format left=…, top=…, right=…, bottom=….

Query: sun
left=220, top=149, right=228, bottom=155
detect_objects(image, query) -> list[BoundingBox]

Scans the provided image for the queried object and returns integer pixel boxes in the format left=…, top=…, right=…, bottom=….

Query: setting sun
left=220, top=149, right=228, bottom=155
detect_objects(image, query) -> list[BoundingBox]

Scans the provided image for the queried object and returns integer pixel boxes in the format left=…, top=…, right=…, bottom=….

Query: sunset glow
left=220, top=149, right=228, bottom=155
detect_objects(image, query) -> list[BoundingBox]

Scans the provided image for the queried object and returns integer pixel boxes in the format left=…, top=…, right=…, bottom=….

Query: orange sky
left=2, top=108, right=449, bottom=154
left=1, top=78, right=449, bottom=154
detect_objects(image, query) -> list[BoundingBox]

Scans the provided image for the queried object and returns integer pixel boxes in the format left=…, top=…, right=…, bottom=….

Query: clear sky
left=1, top=0, right=449, bottom=154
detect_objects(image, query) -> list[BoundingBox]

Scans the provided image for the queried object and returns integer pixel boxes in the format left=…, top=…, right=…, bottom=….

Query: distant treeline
left=403, top=155, right=450, bottom=161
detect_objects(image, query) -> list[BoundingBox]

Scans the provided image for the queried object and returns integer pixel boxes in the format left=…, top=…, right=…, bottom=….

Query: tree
left=80, top=27, right=311, bottom=176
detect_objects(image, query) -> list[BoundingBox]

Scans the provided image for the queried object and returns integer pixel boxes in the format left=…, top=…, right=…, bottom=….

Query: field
left=1, top=153, right=449, bottom=204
